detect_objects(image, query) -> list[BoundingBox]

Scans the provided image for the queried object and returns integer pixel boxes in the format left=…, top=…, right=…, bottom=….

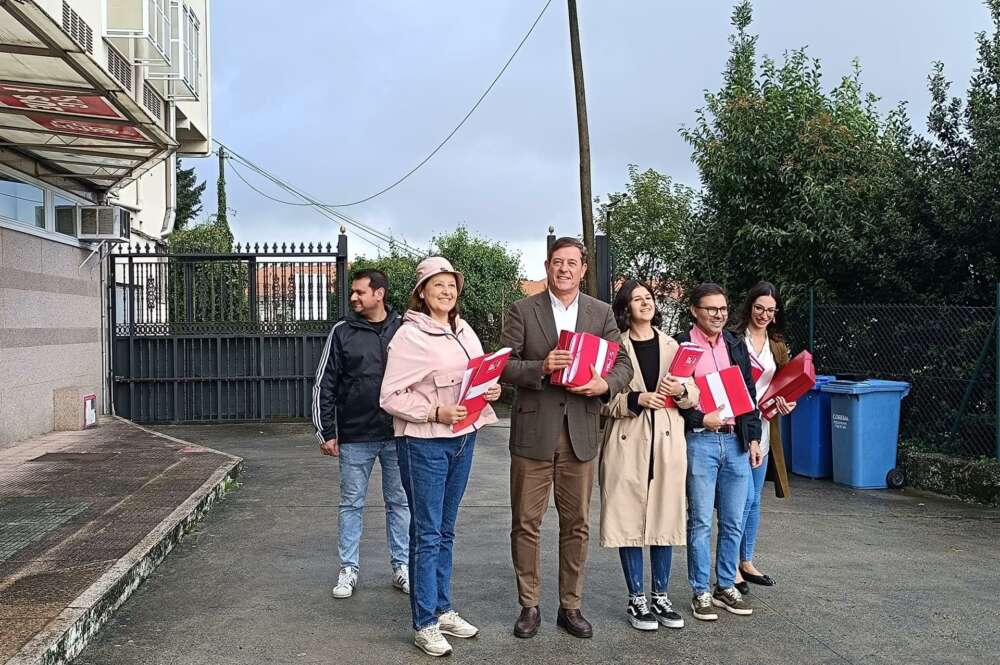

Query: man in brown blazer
left=500, top=237, right=633, bottom=639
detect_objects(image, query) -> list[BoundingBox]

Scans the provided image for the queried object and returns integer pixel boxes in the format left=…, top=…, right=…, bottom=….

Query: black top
left=313, top=308, right=403, bottom=444
left=627, top=332, right=660, bottom=416
left=632, top=334, right=660, bottom=393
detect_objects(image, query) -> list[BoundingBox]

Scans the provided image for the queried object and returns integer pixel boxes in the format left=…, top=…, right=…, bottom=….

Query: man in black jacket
left=312, top=269, right=408, bottom=600
left=674, top=283, right=763, bottom=622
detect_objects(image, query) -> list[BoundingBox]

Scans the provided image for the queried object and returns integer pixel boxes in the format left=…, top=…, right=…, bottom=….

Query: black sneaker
left=626, top=594, right=658, bottom=631
left=712, top=586, right=753, bottom=616
left=650, top=593, right=684, bottom=629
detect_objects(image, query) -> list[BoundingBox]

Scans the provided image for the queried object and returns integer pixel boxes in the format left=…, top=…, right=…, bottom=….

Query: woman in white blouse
left=730, top=282, right=796, bottom=593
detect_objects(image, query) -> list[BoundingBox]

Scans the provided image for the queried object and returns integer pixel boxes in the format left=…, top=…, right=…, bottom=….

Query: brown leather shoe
left=514, top=606, right=540, bottom=638
left=556, top=607, right=593, bottom=638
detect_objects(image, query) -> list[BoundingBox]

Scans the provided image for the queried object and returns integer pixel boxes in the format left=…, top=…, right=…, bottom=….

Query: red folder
left=758, top=350, right=815, bottom=421
left=550, top=332, right=620, bottom=388
left=660, top=343, right=704, bottom=408
left=453, top=348, right=511, bottom=431
left=694, top=366, right=755, bottom=419
left=668, top=342, right=704, bottom=378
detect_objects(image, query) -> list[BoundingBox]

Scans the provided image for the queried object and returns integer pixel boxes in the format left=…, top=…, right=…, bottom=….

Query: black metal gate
left=109, top=235, right=349, bottom=423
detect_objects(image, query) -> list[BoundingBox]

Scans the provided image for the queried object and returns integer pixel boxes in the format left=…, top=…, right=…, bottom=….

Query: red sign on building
left=0, top=83, right=123, bottom=119
left=28, top=114, right=148, bottom=143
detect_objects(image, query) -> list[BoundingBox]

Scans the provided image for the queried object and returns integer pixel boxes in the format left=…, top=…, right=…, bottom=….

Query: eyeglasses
left=695, top=305, right=728, bottom=317
left=752, top=304, right=779, bottom=316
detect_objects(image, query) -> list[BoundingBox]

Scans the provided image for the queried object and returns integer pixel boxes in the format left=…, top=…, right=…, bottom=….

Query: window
left=148, top=0, right=170, bottom=62
left=54, top=194, right=79, bottom=236
left=183, top=5, right=200, bottom=95
left=0, top=173, right=45, bottom=228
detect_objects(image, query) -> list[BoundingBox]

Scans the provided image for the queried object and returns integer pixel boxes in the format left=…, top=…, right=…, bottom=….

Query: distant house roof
left=521, top=278, right=547, bottom=296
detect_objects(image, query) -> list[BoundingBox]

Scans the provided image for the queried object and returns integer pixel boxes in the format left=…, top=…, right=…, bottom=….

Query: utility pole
left=216, top=146, right=228, bottom=228
left=567, top=0, right=597, bottom=296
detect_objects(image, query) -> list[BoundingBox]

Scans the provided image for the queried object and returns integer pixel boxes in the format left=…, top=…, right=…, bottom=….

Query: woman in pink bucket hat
left=380, top=256, right=500, bottom=657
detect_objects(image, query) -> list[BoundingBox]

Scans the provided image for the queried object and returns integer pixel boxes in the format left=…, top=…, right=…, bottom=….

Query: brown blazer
left=766, top=337, right=792, bottom=498
left=500, top=291, right=633, bottom=462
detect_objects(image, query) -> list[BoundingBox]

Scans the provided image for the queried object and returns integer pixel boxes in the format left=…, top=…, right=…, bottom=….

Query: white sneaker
left=331, top=567, right=358, bottom=599
left=392, top=565, right=410, bottom=594
left=414, top=624, right=452, bottom=657
left=437, top=610, right=479, bottom=638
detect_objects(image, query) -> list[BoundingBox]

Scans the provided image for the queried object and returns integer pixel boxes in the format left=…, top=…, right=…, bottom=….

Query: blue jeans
left=740, top=453, right=768, bottom=562
left=686, top=430, right=750, bottom=594
left=619, top=546, right=673, bottom=596
left=397, top=433, right=477, bottom=631
left=338, top=441, right=410, bottom=571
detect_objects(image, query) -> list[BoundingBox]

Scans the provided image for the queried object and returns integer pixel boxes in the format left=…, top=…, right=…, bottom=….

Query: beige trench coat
left=599, top=332, right=699, bottom=548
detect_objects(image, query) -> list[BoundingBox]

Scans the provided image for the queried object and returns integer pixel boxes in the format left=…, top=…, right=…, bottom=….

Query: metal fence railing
left=807, top=302, right=998, bottom=460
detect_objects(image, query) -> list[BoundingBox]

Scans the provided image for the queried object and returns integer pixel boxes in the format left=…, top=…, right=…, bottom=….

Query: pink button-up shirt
left=689, top=325, right=735, bottom=424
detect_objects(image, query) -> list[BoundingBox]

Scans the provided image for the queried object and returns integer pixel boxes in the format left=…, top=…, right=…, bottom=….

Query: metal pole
left=996, top=282, right=999, bottom=460
left=808, top=287, right=815, bottom=352
left=337, top=227, right=349, bottom=319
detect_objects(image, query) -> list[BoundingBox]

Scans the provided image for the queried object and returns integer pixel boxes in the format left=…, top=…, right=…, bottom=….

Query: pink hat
left=412, top=256, right=465, bottom=296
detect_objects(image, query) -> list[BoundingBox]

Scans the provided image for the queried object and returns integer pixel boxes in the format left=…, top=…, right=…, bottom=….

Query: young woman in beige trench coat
left=600, top=280, right=699, bottom=632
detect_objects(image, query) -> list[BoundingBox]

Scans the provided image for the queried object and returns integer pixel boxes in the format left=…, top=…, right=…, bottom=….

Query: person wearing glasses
left=729, top=282, right=796, bottom=594
left=674, top=283, right=763, bottom=621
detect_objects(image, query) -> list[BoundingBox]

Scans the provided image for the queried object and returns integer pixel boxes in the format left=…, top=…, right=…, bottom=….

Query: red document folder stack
left=452, top=348, right=512, bottom=431
left=550, top=331, right=620, bottom=388
left=757, top=350, right=816, bottom=421
left=694, top=366, right=755, bottom=420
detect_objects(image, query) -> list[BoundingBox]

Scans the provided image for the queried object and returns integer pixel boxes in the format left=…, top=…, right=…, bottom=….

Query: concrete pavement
left=73, top=420, right=1000, bottom=665
left=0, top=418, right=241, bottom=665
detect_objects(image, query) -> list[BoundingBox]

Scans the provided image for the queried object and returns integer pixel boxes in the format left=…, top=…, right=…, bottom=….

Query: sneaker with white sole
left=331, top=567, right=358, bottom=599
left=437, top=610, right=479, bottom=638
left=626, top=594, right=658, bottom=631
left=392, top=565, right=409, bottom=594
left=691, top=591, right=719, bottom=621
left=414, top=624, right=453, bottom=657
left=712, top=586, right=753, bottom=616
left=650, top=593, right=684, bottom=628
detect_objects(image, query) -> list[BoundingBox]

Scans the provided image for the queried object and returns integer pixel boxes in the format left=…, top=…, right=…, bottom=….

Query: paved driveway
left=74, top=422, right=1000, bottom=665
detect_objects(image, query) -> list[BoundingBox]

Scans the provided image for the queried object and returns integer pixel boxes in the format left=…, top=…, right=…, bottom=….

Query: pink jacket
left=380, top=310, right=498, bottom=439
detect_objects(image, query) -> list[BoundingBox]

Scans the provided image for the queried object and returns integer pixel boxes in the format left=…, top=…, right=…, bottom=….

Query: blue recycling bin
left=790, top=375, right=836, bottom=478
left=819, top=379, right=910, bottom=489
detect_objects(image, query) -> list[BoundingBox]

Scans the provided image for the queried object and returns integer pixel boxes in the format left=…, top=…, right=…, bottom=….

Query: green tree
left=174, top=158, right=206, bottom=231
left=167, top=217, right=245, bottom=325
left=905, top=0, right=1000, bottom=305
left=596, top=165, right=696, bottom=328
left=679, top=0, right=913, bottom=310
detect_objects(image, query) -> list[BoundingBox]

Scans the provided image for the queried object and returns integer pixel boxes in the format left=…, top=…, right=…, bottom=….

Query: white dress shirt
left=549, top=290, right=579, bottom=334
left=746, top=332, right=777, bottom=457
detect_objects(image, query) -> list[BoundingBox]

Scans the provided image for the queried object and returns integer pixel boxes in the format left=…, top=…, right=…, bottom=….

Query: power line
left=321, top=0, right=553, bottom=207
left=220, top=144, right=418, bottom=257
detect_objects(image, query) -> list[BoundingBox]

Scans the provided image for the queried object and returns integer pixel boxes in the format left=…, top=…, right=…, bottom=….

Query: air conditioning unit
left=79, top=206, right=131, bottom=241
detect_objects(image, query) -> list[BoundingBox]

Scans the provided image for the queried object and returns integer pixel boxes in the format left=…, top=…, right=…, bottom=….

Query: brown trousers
left=510, top=425, right=595, bottom=609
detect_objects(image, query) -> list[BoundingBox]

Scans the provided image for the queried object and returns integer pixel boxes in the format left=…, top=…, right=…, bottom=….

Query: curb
left=4, top=423, right=243, bottom=665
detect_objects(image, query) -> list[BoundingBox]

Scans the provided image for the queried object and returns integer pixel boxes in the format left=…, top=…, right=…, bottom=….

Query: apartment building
left=0, top=0, right=212, bottom=443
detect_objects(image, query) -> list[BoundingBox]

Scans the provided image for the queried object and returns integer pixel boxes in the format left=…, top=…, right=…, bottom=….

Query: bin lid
left=813, top=375, right=836, bottom=389
left=819, top=379, right=910, bottom=397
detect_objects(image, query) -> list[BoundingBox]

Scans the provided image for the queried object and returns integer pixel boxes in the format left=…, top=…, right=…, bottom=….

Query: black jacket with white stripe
left=312, top=308, right=402, bottom=444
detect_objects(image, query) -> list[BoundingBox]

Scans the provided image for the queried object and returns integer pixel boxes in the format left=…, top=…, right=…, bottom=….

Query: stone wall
left=0, top=226, right=103, bottom=443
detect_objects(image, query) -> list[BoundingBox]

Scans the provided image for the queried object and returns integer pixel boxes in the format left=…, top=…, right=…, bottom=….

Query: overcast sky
left=193, top=1, right=991, bottom=278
